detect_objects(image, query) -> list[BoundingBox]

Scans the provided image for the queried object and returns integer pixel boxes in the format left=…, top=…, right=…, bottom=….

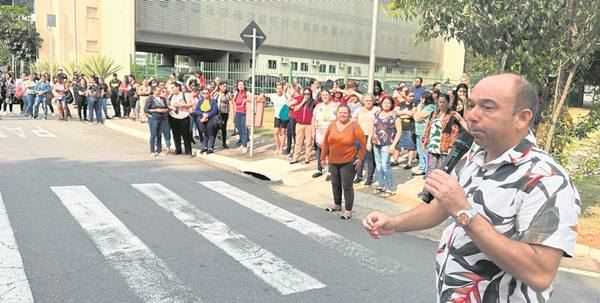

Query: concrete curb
left=104, top=119, right=600, bottom=275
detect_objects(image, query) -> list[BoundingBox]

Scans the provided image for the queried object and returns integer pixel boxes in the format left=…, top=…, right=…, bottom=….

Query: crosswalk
left=1, top=180, right=403, bottom=302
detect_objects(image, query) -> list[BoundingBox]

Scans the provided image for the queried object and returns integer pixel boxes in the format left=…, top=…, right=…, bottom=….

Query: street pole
left=250, top=27, right=257, bottom=157
left=11, top=0, right=15, bottom=76
left=367, top=0, right=379, bottom=96
left=73, top=0, right=79, bottom=65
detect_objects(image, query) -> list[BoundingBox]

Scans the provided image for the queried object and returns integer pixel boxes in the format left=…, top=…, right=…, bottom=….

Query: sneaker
left=206, top=149, right=214, bottom=154
left=411, top=168, right=425, bottom=176
left=325, top=174, right=331, bottom=182
left=364, top=180, right=373, bottom=186
left=312, top=171, right=323, bottom=178
left=240, top=146, right=248, bottom=154
left=390, top=161, right=399, bottom=167
left=353, top=177, right=363, bottom=184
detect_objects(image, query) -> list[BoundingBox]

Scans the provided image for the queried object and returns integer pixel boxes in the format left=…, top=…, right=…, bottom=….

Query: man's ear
left=516, top=109, right=533, bottom=130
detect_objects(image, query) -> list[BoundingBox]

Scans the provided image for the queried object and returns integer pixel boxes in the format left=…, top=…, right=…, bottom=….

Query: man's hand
left=423, top=169, right=470, bottom=216
left=363, top=212, right=396, bottom=239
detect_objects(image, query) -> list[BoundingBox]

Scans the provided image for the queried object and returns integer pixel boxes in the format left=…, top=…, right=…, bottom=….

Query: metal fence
left=131, top=55, right=453, bottom=95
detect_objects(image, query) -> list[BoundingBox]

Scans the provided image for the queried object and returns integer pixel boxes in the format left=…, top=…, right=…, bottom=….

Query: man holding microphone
left=363, top=74, right=580, bottom=303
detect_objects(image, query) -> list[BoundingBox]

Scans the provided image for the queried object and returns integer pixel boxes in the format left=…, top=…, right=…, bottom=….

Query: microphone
left=422, top=130, right=474, bottom=203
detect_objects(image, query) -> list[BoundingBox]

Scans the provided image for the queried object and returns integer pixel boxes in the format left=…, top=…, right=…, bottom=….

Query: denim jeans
left=161, top=117, right=172, bottom=149
left=234, top=112, right=249, bottom=147
left=416, top=134, right=427, bottom=172
left=87, top=96, right=98, bottom=122
left=102, top=98, right=110, bottom=119
left=24, top=94, right=35, bottom=116
left=33, top=95, right=48, bottom=119
left=148, top=117, right=165, bottom=153
left=373, top=144, right=395, bottom=191
left=196, top=115, right=218, bottom=150
left=357, top=140, right=375, bottom=182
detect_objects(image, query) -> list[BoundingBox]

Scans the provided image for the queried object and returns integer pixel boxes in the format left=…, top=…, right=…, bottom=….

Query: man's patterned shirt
left=435, top=133, right=581, bottom=303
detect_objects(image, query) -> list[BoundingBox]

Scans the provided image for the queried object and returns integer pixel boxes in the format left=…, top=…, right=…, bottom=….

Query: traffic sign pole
left=250, top=27, right=257, bottom=157
left=240, top=20, right=266, bottom=158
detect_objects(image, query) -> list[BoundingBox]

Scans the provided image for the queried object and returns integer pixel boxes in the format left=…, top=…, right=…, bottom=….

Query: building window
left=300, top=62, right=309, bottom=72
left=328, top=65, right=336, bottom=74
left=303, top=22, right=310, bottom=32
left=385, top=66, right=393, bottom=73
left=86, top=40, right=99, bottom=52
left=86, top=6, right=98, bottom=18
left=354, top=67, right=361, bottom=76
left=312, top=24, right=319, bottom=32
left=347, top=66, right=352, bottom=75
left=268, top=60, right=277, bottom=70
left=319, top=64, right=326, bottom=73
left=375, top=65, right=382, bottom=73
left=291, top=62, right=298, bottom=71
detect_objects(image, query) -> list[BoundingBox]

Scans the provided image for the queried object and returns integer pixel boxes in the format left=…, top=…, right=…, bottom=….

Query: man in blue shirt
left=412, top=77, right=425, bottom=105
left=33, top=74, right=51, bottom=120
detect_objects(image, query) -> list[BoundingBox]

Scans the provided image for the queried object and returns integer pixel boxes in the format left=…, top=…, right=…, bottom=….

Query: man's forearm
left=465, top=215, right=561, bottom=291
left=388, top=201, right=449, bottom=232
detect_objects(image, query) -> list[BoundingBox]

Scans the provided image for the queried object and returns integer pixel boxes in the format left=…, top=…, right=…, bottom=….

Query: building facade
left=35, top=0, right=465, bottom=84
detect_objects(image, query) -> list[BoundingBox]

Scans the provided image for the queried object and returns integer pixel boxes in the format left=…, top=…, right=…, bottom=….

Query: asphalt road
left=0, top=116, right=598, bottom=303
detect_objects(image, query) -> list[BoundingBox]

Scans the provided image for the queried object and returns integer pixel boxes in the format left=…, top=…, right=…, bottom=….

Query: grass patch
left=574, top=176, right=600, bottom=215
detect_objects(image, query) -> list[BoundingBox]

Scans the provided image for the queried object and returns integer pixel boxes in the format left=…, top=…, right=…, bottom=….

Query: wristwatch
left=455, top=206, right=478, bottom=228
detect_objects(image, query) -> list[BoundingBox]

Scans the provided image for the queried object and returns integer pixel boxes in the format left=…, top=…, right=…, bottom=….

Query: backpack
left=279, top=104, right=290, bottom=121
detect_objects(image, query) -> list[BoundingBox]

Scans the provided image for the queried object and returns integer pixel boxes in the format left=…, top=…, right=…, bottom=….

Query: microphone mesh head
left=455, top=131, right=474, bottom=153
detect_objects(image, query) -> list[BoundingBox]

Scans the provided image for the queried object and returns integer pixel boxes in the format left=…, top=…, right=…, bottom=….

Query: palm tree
left=80, top=55, right=122, bottom=80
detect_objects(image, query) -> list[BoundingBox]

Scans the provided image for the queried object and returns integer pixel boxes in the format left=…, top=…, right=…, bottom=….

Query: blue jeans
left=88, top=97, right=103, bottom=123
left=416, top=134, right=427, bottom=172
left=234, top=112, right=249, bottom=147
left=374, top=145, right=395, bottom=191
left=148, top=117, right=165, bottom=153
left=161, top=117, right=172, bottom=148
left=33, top=95, right=48, bottom=119
left=24, top=94, right=35, bottom=116
left=102, top=98, right=109, bottom=118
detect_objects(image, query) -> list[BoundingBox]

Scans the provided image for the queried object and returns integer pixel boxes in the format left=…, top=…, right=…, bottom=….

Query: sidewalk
left=104, top=118, right=600, bottom=276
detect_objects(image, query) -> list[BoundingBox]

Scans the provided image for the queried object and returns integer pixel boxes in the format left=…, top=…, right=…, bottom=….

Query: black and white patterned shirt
left=435, top=133, right=581, bottom=303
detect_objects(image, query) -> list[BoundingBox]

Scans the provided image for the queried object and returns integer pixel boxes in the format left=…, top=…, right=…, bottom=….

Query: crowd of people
left=2, top=69, right=471, bottom=219
left=267, top=77, right=470, bottom=220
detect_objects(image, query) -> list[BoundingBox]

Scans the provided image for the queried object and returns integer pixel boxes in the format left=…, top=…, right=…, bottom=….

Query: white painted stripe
left=51, top=186, right=202, bottom=303
left=559, top=267, right=600, bottom=279
left=0, top=193, right=34, bottom=303
left=133, top=183, right=325, bottom=295
left=31, top=127, right=56, bottom=138
left=2, top=127, right=25, bottom=139
left=200, top=181, right=403, bottom=274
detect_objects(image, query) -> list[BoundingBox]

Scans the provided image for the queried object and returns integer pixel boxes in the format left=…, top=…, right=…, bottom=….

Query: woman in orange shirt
left=320, top=104, right=366, bottom=220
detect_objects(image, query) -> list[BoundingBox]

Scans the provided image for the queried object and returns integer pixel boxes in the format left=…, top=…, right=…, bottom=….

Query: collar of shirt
left=468, top=132, right=537, bottom=168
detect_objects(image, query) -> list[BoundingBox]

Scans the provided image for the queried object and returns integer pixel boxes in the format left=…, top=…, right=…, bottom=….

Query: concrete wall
left=35, top=0, right=135, bottom=76
left=100, top=0, right=135, bottom=75
left=135, top=0, right=437, bottom=63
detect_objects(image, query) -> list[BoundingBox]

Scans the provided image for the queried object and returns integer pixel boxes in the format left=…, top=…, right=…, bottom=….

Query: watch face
left=456, top=213, right=470, bottom=227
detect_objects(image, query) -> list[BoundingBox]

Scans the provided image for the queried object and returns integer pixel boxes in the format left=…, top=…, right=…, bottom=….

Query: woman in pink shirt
left=232, top=80, right=249, bottom=153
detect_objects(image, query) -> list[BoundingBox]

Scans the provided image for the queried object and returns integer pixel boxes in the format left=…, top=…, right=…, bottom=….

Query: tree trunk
left=544, top=64, right=578, bottom=151
left=498, top=53, right=509, bottom=72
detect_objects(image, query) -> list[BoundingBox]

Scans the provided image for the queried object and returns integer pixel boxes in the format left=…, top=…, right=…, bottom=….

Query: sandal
left=340, top=212, right=352, bottom=220
left=325, top=206, right=342, bottom=212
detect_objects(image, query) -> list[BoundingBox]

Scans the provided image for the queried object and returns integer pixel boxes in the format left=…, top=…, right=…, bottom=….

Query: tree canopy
left=386, top=0, right=600, bottom=154
left=0, top=5, right=42, bottom=64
